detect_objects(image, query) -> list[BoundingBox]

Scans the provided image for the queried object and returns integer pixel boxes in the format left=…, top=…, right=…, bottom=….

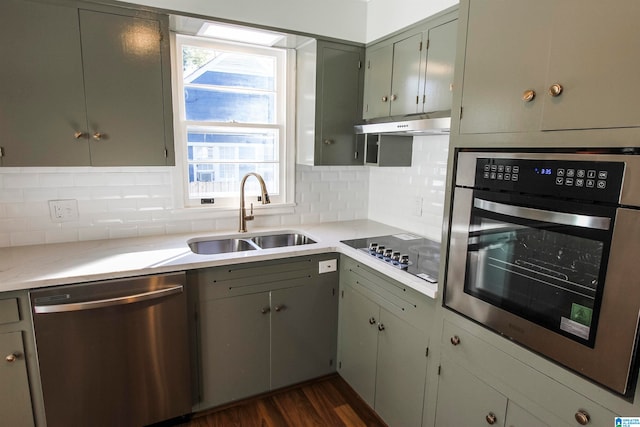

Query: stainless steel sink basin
left=250, top=233, right=316, bottom=249
left=188, top=238, right=258, bottom=255
left=187, top=232, right=316, bottom=255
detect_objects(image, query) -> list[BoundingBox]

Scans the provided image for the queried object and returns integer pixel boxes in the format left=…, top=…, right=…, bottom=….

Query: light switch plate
left=319, top=259, right=337, bottom=274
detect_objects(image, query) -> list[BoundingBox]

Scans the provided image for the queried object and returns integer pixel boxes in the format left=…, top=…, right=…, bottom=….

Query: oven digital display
left=534, top=167, right=553, bottom=175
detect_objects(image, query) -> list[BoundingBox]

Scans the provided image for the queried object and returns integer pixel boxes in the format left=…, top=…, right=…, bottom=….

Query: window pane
left=188, top=162, right=279, bottom=199
left=187, top=127, right=279, bottom=199
left=184, top=87, right=274, bottom=123
left=182, top=45, right=276, bottom=124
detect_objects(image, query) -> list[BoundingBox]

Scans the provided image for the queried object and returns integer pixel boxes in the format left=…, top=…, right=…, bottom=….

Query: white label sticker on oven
left=560, top=317, right=590, bottom=340
left=393, top=233, right=423, bottom=240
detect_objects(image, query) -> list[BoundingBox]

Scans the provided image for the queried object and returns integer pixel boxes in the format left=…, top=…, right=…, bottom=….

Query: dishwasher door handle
left=33, top=284, right=183, bottom=314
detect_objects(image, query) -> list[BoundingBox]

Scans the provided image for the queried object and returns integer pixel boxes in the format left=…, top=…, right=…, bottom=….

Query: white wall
left=366, top=0, right=459, bottom=42
left=367, top=135, right=449, bottom=242
left=117, top=0, right=368, bottom=42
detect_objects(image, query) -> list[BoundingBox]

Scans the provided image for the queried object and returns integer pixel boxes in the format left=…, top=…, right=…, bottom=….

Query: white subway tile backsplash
left=0, top=139, right=448, bottom=247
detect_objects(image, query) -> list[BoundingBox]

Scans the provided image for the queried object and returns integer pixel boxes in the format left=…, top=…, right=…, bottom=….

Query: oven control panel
left=475, top=158, right=624, bottom=203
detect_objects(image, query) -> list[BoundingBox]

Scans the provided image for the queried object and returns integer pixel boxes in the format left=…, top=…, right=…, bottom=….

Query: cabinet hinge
left=425, top=347, right=429, bottom=357
left=0, top=147, right=4, bottom=157
left=419, top=41, right=423, bottom=51
left=164, top=148, right=168, bottom=158
left=438, top=365, right=441, bottom=375
left=425, top=39, right=430, bottom=50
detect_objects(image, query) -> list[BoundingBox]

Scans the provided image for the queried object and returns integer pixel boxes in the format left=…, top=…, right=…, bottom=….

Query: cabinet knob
left=74, top=131, right=87, bottom=139
left=261, top=306, right=271, bottom=314
left=92, top=132, right=105, bottom=141
left=390, top=94, right=397, bottom=101
left=450, top=335, right=461, bottom=346
left=274, top=304, right=285, bottom=312
left=575, top=409, right=590, bottom=425
left=323, top=139, right=334, bottom=145
left=5, top=353, right=18, bottom=363
left=485, top=412, right=497, bottom=425
left=548, top=83, right=564, bottom=97
left=377, top=323, right=385, bottom=331
left=522, top=89, right=536, bottom=102
left=368, top=317, right=376, bottom=325
left=381, top=95, right=389, bottom=102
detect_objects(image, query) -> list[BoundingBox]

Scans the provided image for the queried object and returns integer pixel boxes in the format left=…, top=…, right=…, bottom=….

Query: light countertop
left=0, top=220, right=440, bottom=299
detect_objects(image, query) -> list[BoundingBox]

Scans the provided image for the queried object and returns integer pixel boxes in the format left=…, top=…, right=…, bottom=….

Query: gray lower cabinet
left=0, top=0, right=173, bottom=166
left=338, top=256, right=434, bottom=427
left=189, top=254, right=339, bottom=410
left=296, top=40, right=365, bottom=166
left=0, top=293, right=44, bottom=427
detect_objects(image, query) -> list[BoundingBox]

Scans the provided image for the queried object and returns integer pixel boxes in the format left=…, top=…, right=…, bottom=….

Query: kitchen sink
left=188, top=238, right=259, bottom=255
left=250, top=233, right=316, bottom=249
left=187, top=232, right=316, bottom=255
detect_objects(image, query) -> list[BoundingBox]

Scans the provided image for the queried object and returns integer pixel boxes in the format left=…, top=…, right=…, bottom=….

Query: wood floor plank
left=181, top=375, right=386, bottom=427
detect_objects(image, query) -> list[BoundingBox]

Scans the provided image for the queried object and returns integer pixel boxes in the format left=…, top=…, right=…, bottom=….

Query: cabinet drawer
left=340, top=256, right=434, bottom=331
left=442, top=319, right=616, bottom=426
left=0, top=299, right=20, bottom=325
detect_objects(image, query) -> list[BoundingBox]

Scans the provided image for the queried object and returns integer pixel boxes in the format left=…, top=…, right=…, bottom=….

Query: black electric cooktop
left=341, top=233, right=441, bottom=283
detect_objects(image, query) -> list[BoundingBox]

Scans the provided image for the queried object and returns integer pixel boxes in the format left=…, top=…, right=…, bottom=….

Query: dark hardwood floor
left=180, top=375, right=387, bottom=427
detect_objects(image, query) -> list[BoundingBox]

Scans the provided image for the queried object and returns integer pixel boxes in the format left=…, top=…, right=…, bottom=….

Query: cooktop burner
left=341, top=233, right=441, bottom=283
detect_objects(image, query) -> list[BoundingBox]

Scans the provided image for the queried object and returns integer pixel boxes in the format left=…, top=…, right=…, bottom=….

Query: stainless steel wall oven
left=445, top=149, right=640, bottom=397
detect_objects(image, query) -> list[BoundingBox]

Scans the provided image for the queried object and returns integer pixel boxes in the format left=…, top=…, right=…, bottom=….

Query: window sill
left=181, top=202, right=296, bottom=218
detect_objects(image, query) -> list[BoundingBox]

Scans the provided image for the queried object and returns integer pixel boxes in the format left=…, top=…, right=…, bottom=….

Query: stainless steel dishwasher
left=30, top=272, right=191, bottom=427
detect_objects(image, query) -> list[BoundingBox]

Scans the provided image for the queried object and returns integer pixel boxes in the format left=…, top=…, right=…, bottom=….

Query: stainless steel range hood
left=354, top=113, right=451, bottom=135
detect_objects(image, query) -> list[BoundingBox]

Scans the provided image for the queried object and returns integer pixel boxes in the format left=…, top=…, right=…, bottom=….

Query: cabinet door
left=459, top=0, right=552, bottom=134
left=271, top=283, right=338, bottom=389
left=541, top=0, right=640, bottom=131
left=375, top=308, right=428, bottom=427
left=423, top=19, right=457, bottom=113
left=505, top=401, right=550, bottom=427
left=315, top=43, right=364, bottom=165
left=389, top=33, right=423, bottom=117
left=0, top=332, right=34, bottom=427
left=0, top=0, right=90, bottom=166
left=363, top=44, right=393, bottom=119
left=337, top=284, right=379, bottom=406
left=198, top=293, right=270, bottom=408
left=79, top=10, right=169, bottom=166
left=435, top=358, right=508, bottom=427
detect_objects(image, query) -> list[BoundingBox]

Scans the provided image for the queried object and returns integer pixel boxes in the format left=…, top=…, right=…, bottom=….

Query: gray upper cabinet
left=0, top=0, right=174, bottom=166
left=362, top=9, right=457, bottom=121
left=363, top=34, right=422, bottom=119
left=422, top=19, right=457, bottom=114
left=296, top=40, right=364, bottom=166
left=459, top=0, right=640, bottom=135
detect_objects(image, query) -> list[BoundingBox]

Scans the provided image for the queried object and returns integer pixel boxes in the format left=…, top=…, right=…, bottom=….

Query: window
left=174, top=33, right=292, bottom=207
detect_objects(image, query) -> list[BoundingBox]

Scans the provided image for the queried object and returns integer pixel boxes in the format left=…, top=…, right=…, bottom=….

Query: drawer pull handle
left=575, top=409, right=590, bottom=425
left=378, top=323, right=385, bottom=331
left=450, top=335, right=461, bottom=346
left=274, top=304, right=286, bottom=312
left=369, top=317, right=376, bottom=325
left=261, top=307, right=271, bottom=314
left=485, top=412, right=497, bottom=425
left=5, top=353, right=18, bottom=363
left=522, top=89, right=536, bottom=102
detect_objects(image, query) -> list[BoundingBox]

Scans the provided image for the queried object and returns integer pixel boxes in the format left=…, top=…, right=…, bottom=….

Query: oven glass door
left=465, top=190, right=616, bottom=347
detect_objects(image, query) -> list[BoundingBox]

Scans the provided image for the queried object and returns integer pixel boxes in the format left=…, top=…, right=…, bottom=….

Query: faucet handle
left=245, top=203, right=255, bottom=221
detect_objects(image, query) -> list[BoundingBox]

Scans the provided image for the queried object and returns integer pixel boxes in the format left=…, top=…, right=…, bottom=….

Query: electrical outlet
left=413, top=196, right=423, bottom=217
left=319, top=259, right=337, bottom=274
left=49, top=199, right=79, bottom=222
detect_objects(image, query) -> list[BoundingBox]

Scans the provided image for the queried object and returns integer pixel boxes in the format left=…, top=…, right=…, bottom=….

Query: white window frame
left=172, top=33, right=295, bottom=209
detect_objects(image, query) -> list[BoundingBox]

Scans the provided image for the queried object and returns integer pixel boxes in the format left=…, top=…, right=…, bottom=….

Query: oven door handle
left=474, top=198, right=611, bottom=230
